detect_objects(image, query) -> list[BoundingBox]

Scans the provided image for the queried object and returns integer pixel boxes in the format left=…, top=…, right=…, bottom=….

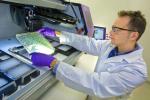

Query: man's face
left=109, top=16, right=133, bottom=46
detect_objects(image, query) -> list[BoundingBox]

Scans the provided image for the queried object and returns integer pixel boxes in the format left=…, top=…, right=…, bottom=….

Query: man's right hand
left=31, top=52, right=57, bottom=69
left=37, top=27, right=61, bottom=37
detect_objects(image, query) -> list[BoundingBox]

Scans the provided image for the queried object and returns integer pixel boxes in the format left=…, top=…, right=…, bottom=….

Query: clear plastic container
left=0, top=78, right=8, bottom=87
left=7, top=64, right=32, bottom=79
left=0, top=58, right=20, bottom=72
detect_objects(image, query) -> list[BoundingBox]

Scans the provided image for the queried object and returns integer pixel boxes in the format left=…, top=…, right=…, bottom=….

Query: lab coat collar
left=105, top=44, right=143, bottom=63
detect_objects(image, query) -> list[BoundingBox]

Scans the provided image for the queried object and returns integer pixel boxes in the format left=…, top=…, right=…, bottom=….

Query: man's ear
left=130, top=32, right=139, bottom=41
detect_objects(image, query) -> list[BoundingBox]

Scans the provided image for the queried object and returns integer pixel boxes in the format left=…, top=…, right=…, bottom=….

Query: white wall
left=70, top=0, right=150, bottom=81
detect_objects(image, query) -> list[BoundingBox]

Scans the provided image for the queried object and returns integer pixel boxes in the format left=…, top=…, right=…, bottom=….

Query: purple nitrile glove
left=31, top=52, right=56, bottom=68
left=37, top=27, right=56, bottom=37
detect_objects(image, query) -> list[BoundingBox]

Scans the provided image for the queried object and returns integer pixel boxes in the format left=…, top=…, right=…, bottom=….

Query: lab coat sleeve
left=59, top=31, right=109, bottom=56
left=56, top=62, right=146, bottom=98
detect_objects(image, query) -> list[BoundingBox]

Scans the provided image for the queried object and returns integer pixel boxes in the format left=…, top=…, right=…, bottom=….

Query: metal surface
left=2, top=0, right=66, bottom=10
left=0, top=1, right=91, bottom=99
left=0, top=37, right=81, bottom=100
left=0, top=3, right=23, bottom=39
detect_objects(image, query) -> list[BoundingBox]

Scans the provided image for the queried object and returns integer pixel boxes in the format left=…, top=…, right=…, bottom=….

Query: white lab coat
left=55, top=32, right=148, bottom=100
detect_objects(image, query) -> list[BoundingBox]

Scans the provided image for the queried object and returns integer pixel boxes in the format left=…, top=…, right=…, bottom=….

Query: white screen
left=94, top=27, right=106, bottom=40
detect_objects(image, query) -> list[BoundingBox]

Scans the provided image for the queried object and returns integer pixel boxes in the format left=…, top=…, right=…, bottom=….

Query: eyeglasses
left=111, top=26, right=136, bottom=33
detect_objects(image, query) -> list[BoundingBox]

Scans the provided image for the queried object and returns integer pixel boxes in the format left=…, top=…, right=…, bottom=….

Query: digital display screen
left=93, top=26, right=106, bottom=40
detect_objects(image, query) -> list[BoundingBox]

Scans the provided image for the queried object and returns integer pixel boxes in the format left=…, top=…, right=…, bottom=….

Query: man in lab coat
left=31, top=10, right=148, bottom=100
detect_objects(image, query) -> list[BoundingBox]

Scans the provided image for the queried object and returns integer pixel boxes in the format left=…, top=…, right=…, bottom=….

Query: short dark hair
left=118, top=10, right=146, bottom=40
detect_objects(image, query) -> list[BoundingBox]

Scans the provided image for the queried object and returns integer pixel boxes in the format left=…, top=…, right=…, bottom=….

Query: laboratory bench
left=0, top=37, right=82, bottom=100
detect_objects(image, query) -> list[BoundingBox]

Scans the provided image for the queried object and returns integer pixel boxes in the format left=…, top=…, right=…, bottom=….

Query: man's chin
left=111, top=40, right=115, bottom=44
left=111, top=41, right=117, bottom=46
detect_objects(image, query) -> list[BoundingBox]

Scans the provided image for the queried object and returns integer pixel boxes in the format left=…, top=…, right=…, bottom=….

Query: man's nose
left=109, top=30, right=113, bottom=36
left=109, top=31, right=114, bottom=38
